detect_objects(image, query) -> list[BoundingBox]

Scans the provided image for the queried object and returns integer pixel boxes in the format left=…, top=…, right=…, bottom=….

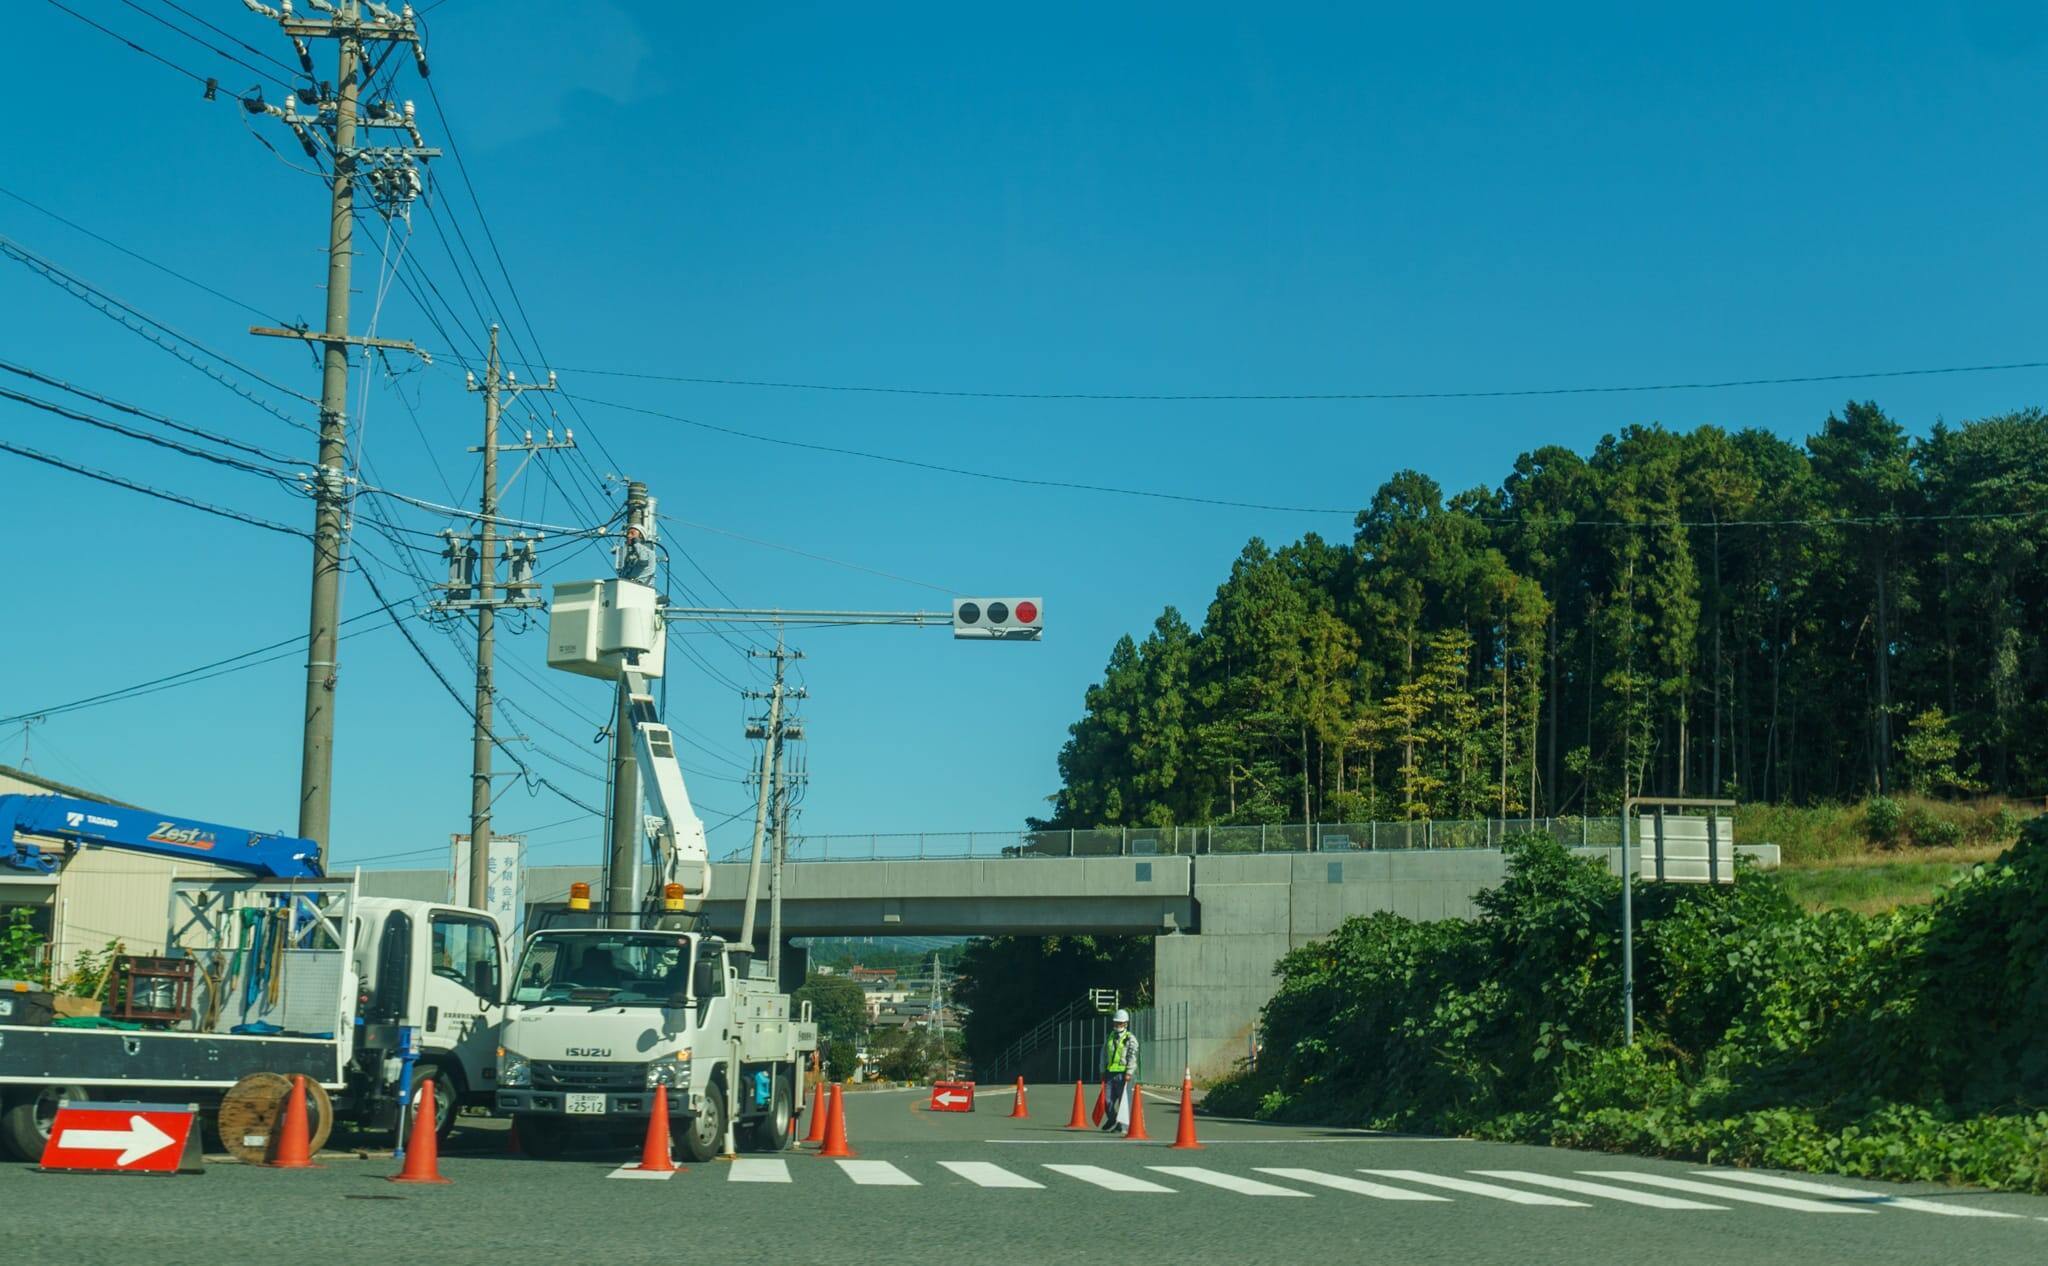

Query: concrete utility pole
left=606, top=481, right=657, bottom=927
left=766, top=711, right=805, bottom=987
left=243, top=1, right=436, bottom=861
left=739, top=637, right=804, bottom=955
left=449, top=326, right=558, bottom=908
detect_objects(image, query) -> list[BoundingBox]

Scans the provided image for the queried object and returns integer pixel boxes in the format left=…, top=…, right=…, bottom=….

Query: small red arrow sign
left=40, top=1105, right=196, bottom=1174
left=929, top=1080, right=977, bottom=1112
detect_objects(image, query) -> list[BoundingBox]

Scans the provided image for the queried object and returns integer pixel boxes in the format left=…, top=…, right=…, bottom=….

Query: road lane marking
left=837, top=1160, right=919, bottom=1186
left=729, top=1159, right=791, bottom=1183
left=607, top=1166, right=678, bottom=1180
left=1585, top=1172, right=1873, bottom=1213
left=1360, top=1170, right=1587, bottom=1206
left=1470, top=1170, right=1726, bottom=1209
left=1253, top=1168, right=1452, bottom=1200
left=1146, top=1166, right=1312, bottom=1197
left=940, top=1161, right=1044, bottom=1189
left=1690, top=1170, right=2022, bottom=1218
left=1044, top=1164, right=1176, bottom=1193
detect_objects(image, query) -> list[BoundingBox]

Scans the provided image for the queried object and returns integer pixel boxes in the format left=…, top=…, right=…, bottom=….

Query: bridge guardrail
left=720, top=817, right=1637, bottom=864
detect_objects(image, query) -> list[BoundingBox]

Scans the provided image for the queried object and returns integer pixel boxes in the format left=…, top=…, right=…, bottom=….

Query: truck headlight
left=646, top=1052, right=691, bottom=1088
left=499, top=1047, right=532, bottom=1088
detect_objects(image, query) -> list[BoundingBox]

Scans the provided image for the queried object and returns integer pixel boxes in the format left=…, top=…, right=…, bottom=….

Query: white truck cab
left=494, top=921, right=815, bottom=1160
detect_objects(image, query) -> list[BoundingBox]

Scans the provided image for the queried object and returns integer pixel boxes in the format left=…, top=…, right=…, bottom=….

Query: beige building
left=0, top=764, right=242, bottom=981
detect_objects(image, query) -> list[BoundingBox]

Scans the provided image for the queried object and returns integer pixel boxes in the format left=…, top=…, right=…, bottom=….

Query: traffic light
left=952, top=596, right=1043, bottom=641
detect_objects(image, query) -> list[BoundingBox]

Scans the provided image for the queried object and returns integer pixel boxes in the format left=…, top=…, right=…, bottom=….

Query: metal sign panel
left=930, top=1080, right=976, bottom=1112
left=39, top=1102, right=200, bottom=1175
left=1636, top=813, right=1735, bottom=884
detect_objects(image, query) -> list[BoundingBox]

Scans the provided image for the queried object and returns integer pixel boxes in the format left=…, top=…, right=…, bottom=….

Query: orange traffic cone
left=389, top=1079, right=450, bottom=1184
left=802, top=1080, right=828, bottom=1144
left=628, top=1084, right=679, bottom=1172
left=816, top=1084, right=856, bottom=1159
left=1064, top=1081, right=1090, bottom=1130
left=1168, top=1075, right=1202, bottom=1150
left=1124, top=1083, right=1151, bottom=1141
left=1091, top=1081, right=1108, bottom=1127
left=1007, top=1077, right=1029, bottom=1119
left=265, top=1073, right=318, bottom=1168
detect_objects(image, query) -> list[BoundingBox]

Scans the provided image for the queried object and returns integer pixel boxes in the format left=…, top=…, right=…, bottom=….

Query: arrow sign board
left=929, top=1080, right=977, bottom=1112
left=40, top=1103, right=199, bottom=1175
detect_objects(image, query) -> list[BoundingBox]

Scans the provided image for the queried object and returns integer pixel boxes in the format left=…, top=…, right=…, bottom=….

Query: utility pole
left=432, top=326, right=559, bottom=909
left=740, top=637, right=804, bottom=956
left=606, top=482, right=658, bottom=927
left=767, top=706, right=805, bottom=987
left=243, top=1, right=435, bottom=861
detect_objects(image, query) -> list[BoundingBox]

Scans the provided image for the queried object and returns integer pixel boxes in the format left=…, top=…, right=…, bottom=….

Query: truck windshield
left=511, top=933, right=692, bottom=1007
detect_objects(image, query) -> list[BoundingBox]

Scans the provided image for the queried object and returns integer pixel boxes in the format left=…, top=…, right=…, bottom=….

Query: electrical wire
left=0, top=386, right=300, bottom=482
left=111, top=0, right=291, bottom=93
left=0, top=439, right=306, bottom=537
left=0, top=360, right=300, bottom=466
left=657, top=512, right=955, bottom=595
left=41, top=0, right=223, bottom=95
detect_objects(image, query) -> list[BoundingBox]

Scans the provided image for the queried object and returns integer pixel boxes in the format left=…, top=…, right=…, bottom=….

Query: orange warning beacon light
left=663, top=883, right=687, bottom=912
left=569, top=882, right=591, bottom=911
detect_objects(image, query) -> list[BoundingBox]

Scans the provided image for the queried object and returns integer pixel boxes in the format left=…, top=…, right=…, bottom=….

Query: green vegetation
left=1040, top=407, right=2048, bottom=828
left=0, top=907, right=45, bottom=985
left=953, top=935, right=1151, bottom=1072
left=1777, top=856, right=1998, bottom=916
left=793, top=972, right=870, bottom=1042
left=1740, top=796, right=2034, bottom=866
left=1208, top=824, right=2048, bottom=1193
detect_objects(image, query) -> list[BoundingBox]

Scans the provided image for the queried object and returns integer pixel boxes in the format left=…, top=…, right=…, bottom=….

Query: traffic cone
left=1007, top=1076, right=1029, bottom=1119
left=1064, top=1081, right=1090, bottom=1130
left=628, top=1084, right=679, bottom=1172
left=1124, top=1083, right=1150, bottom=1141
left=1168, top=1075, right=1202, bottom=1150
left=389, top=1080, right=450, bottom=1184
left=802, top=1080, right=828, bottom=1144
left=1091, top=1081, right=1107, bottom=1127
left=816, top=1084, right=856, bottom=1159
left=265, top=1073, right=317, bottom=1168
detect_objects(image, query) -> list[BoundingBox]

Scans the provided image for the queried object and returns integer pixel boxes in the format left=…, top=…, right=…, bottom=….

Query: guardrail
left=720, top=816, right=1636, bottom=864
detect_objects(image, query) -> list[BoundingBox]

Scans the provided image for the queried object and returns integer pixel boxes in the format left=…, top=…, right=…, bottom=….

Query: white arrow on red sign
left=58, top=1114, right=177, bottom=1166
left=933, top=1090, right=969, bottom=1107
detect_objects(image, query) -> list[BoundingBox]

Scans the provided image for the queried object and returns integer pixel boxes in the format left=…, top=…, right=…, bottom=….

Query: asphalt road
left=7, top=1084, right=2047, bottom=1266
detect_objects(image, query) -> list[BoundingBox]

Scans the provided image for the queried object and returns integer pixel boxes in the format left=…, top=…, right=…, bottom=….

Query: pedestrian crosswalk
left=608, top=1156, right=2039, bottom=1220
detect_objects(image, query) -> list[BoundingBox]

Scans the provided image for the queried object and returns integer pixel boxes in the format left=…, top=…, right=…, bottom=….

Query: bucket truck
left=490, top=575, right=818, bottom=1160
left=0, top=794, right=505, bottom=1160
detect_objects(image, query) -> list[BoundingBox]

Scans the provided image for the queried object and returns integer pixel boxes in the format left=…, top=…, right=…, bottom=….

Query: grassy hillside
left=1739, top=796, right=2039, bottom=913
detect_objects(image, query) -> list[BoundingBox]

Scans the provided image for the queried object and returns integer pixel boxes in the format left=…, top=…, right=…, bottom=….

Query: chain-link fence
left=745, top=817, right=1628, bottom=863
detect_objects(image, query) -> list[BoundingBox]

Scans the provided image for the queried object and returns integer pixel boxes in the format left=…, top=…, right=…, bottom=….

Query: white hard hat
left=1112, top=1008, right=1130, bottom=1024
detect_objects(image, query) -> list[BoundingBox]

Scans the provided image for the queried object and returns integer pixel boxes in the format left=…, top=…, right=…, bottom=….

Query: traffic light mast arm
left=662, top=608, right=951, bottom=626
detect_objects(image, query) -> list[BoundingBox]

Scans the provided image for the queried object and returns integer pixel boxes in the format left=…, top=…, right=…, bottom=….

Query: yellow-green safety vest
left=1104, top=1029, right=1137, bottom=1074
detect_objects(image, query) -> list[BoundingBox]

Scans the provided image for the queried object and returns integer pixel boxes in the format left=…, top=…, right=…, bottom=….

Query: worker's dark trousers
left=1103, top=1072, right=1130, bottom=1131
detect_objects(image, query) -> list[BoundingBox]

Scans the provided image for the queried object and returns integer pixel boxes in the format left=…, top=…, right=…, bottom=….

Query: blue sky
left=2, top=2, right=2044, bottom=871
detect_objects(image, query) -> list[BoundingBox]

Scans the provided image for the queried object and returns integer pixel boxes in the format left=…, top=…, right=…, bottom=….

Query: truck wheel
left=514, top=1116, right=572, bottom=1159
left=408, top=1066, right=462, bottom=1142
left=1, top=1084, right=87, bottom=1162
left=746, top=1068, right=795, bottom=1152
left=678, top=1076, right=726, bottom=1164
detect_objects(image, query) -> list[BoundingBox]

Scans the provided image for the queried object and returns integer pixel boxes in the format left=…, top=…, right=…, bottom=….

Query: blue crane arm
left=0, top=793, right=323, bottom=879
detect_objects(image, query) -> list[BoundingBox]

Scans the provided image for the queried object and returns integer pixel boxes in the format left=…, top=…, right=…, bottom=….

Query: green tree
left=794, top=972, right=869, bottom=1042
left=1894, top=707, right=1978, bottom=796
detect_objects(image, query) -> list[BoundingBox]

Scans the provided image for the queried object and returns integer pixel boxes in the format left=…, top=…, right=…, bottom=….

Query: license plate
left=566, top=1093, right=607, bottom=1115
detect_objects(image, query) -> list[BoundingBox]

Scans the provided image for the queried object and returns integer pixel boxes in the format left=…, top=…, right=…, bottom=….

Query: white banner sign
left=451, top=834, right=525, bottom=933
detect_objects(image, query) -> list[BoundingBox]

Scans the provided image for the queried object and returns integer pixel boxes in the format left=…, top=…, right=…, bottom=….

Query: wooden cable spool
left=216, top=1071, right=335, bottom=1164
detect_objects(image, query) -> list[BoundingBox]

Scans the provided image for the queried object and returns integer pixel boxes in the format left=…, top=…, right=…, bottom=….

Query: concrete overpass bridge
left=361, top=819, right=1778, bottom=1078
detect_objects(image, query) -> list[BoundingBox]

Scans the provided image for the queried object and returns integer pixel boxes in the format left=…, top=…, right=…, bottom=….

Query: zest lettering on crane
left=148, top=822, right=217, bottom=850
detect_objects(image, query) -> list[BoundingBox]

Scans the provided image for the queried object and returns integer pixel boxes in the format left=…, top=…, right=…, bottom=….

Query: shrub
left=1864, top=795, right=1903, bottom=844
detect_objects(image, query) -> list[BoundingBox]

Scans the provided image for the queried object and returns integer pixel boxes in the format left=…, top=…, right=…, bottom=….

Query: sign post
left=1621, top=796, right=1737, bottom=1044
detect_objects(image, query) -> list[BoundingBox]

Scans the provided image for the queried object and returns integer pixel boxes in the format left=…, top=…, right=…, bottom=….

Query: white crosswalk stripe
left=1254, top=1168, right=1451, bottom=1201
left=1359, top=1169, right=1587, bottom=1206
left=1470, top=1170, right=1726, bottom=1209
left=1690, top=1170, right=2022, bottom=1218
left=837, top=1160, right=919, bottom=1186
left=1044, top=1163, right=1176, bottom=1193
left=1147, top=1166, right=1311, bottom=1197
left=728, top=1159, right=792, bottom=1184
left=940, top=1161, right=1044, bottom=1189
left=1585, top=1172, right=1874, bottom=1214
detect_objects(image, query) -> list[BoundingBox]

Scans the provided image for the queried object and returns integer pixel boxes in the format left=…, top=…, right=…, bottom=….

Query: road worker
left=1101, top=1009, right=1140, bottom=1133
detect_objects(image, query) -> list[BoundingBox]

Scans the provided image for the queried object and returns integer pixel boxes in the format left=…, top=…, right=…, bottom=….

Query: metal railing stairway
left=977, top=994, right=1099, bottom=1084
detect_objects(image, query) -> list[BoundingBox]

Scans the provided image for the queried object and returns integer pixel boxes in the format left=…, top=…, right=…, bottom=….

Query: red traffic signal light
left=952, top=596, right=1043, bottom=641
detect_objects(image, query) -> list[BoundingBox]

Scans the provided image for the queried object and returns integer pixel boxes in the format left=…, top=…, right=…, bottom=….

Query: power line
left=0, top=359, right=300, bottom=466
left=0, top=439, right=306, bottom=537
left=110, top=0, right=290, bottom=92
left=0, top=186, right=283, bottom=323
left=0, top=385, right=298, bottom=481
left=156, top=0, right=301, bottom=77
left=42, top=0, right=221, bottom=95
left=546, top=358, right=2048, bottom=403
left=658, top=513, right=955, bottom=595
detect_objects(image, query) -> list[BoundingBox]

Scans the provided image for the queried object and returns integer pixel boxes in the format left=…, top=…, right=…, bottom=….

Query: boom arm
left=0, top=793, right=323, bottom=879
left=623, top=670, right=711, bottom=911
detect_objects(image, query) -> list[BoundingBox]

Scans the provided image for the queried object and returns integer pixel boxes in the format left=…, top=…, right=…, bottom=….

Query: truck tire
left=746, top=1068, right=795, bottom=1152
left=678, top=1075, right=726, bottom=1164
left=408, top=1065, right=461, bottom=1142
left=1, top=1084, right=87, bottom=1162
